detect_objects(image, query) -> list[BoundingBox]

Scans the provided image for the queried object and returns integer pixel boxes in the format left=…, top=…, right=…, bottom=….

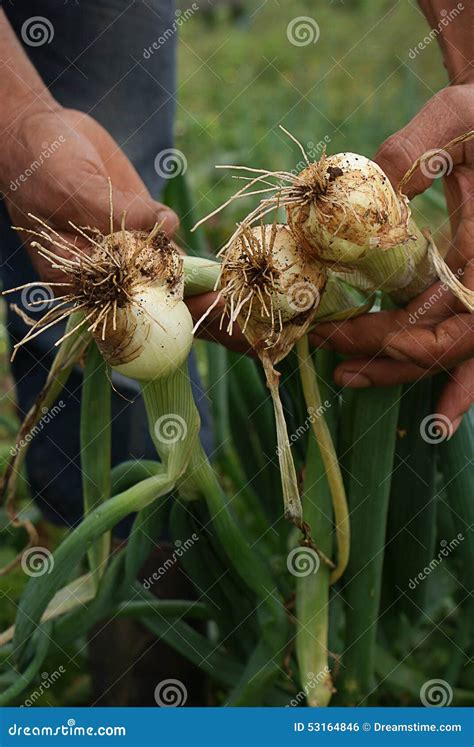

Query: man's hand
left=310, top=85, right=474, bottom=432
left=2, top=106, right=178, bottom=284
left=185, top=291, right=252, bottom=355
left=1, top=104, right=250, bottom=352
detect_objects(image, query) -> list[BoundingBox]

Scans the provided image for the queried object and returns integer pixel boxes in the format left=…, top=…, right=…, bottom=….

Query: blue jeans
left=0, top=0, right=212, bottom=534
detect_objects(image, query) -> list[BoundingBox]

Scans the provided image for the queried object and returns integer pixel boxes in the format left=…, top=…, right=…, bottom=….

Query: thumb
left=110, top=187, right=179, bottom=237
left=75, top=175, right=180, bottom=238
left=373, top=88, right=466, bottom=198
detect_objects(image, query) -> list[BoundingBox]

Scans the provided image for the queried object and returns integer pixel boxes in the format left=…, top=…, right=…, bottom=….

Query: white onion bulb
left=287, top=152, right=410, bottom=266
left=100, top=284, right=193, bottom=381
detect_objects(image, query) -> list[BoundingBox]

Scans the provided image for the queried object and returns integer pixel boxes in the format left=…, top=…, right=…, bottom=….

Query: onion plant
left=1, top=141, right=473, bottom=709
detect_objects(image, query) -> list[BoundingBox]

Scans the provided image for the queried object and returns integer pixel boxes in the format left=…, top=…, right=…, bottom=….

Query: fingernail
left=158, top=208, right=179, bottom=235
left=339, top=372, right=372, bottom=388
left=385, top=345, right=411, bottom=362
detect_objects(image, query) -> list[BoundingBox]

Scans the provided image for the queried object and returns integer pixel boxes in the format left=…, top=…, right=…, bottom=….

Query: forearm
left=418, top=1, right=474, bottom=84
left=0, top=10, right=58, bottom=129
left=0, top=10, right=61, bottom=194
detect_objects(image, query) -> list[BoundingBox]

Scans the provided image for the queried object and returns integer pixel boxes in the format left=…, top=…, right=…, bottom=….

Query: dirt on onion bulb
left=198, top=222, right=327, bottom=533
left=219, top=223, right=327, bottom=356
left=287, top=152, right=410, bottom=261
left=198, top=128, right=474, bottom=309
left=6, top=215, right=193, bottom=381
left=284, top=150, right=434, bottom=298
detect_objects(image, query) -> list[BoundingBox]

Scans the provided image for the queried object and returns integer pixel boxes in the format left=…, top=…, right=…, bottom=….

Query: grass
left=175, top=0, right=447, bottom=250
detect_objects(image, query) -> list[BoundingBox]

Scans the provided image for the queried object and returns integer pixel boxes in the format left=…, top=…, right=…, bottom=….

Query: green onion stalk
left=294, top=350, right=338, bottom=707
left=296, top=336, right=349, bottom=585
left=1, top=209, right=287, bottom=704
left=1, top=196, right=380, bottom=699
left=189, top=218, right=352, bottom=716
left=192, top=221, right=340, bottom=545
left=184, top=255, right=374, bottom=321
left=0, top=310, right=90, bottom=576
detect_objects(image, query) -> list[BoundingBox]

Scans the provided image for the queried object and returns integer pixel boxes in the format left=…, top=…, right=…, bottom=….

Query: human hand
left=1, top=106, right=178, bottom=284
left=310, top=85, right=474, bottom=432
left=0, top=103, right=250, bottom=352
left=186, top=291, right=252, bottom=355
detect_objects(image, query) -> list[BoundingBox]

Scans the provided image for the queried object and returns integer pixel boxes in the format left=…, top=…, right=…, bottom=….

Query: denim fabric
left=0, top=1, right=212, bottom=534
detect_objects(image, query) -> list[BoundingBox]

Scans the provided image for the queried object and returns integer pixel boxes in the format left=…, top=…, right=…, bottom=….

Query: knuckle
left=399, top=329, right=441, bottom=368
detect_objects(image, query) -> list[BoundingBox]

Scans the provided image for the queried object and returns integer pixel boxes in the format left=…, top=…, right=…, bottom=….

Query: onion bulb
left=196, top=128, right=474, bottom=308
left=286, top=151, right=410, bottom=265
left=6, top=216, right=193, bottom=381
left=219, top=223, right=327, bottom=362
left=197, top=222, right=326, bottom=533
